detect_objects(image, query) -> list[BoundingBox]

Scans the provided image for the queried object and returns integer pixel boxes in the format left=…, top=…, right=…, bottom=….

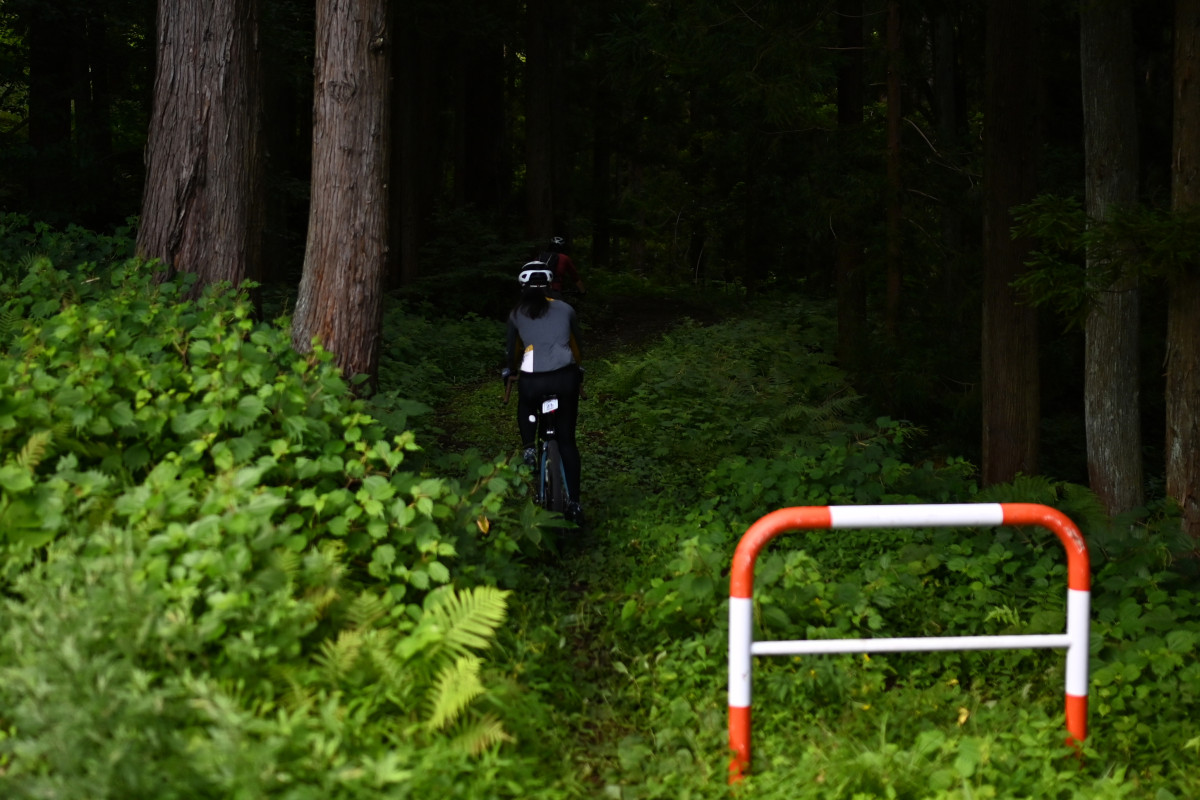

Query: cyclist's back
left=504, top=263, right=585, bottom=523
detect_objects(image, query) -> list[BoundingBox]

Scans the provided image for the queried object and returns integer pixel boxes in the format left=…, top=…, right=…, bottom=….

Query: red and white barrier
left=728, top=503, right=1090, bottom=782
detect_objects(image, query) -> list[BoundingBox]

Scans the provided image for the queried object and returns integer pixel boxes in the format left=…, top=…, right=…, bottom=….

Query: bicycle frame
left=503, top=375, right=571, bottom=513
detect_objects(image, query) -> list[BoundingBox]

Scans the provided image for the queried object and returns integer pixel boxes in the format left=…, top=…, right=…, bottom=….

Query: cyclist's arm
left=504, top=316, right=523, bottom=373
left=568, top=308, right=582, bottom=364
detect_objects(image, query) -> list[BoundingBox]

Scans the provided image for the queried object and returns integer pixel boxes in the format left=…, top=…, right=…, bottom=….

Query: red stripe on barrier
left=729, top=705, right=751, bottom=780
left=730, top=506, right=831, bottom=598
left=1065, top=693, right=1088, bottom=746
left=1001, top=503, right=1091, bottom=591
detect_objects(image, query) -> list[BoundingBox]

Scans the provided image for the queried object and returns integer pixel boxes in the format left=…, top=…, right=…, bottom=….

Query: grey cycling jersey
left=507, top=298, right=580, bottom=373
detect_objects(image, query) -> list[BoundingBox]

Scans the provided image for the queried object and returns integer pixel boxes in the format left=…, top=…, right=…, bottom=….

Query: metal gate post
left=727, top=503, right=1090, bottom=782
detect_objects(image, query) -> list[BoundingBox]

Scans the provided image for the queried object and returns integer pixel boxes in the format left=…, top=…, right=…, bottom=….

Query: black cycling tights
left=517, top=365, right=582, bottom=502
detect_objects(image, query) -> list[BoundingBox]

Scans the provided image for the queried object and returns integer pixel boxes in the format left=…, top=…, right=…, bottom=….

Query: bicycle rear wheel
left=542, top=440, right=568, bottom=514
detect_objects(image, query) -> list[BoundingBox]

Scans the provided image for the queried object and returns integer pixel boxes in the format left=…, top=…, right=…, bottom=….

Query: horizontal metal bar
left=750, top=633, right=1073, bottom=656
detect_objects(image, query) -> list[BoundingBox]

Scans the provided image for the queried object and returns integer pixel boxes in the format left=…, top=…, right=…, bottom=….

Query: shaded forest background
left=0, top=0, right=1191, bottom=528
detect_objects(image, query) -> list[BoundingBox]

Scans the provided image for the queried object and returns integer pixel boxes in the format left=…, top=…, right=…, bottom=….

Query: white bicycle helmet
left=518, top=262, right=553, bottom=287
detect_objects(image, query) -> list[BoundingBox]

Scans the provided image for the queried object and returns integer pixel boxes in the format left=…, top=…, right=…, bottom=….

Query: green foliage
left=2, top=241, right=1198, bottom=799
left=591, top=301, right=857, bottom=503
left=1013, top=194, right=1200, bottom=329
left=0, top=527, right=535, bottom=798
left=0, top=227, right=576, bottom=797
left=0, top=258, right=538, bottom=592
left=459, top=289, right=1199, bottom=799
left=372, top=300, right=505, bottom=441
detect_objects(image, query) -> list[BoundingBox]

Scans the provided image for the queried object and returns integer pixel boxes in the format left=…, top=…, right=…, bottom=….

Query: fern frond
left=424, top=585, right=510, bottom=659
left=450, top=712, right=513, bottom=756
left=1059, top=482, right=1110, bottom=530
left=273, top=548, right=301, bottom=578
left=366, top=629, right=410, bottom=694
left=305, top=586, right=340, bottom=620
left=347, top=591, right=388, bottom=629
left=425, top=655, right=484, bottom=731
left=18, top=430, right=52, bottom=471
left=0, top=307, right=21, bottom=337
left=274, top=665, right=319, bottom=711
left=976, top=474, right=1060, bottom=505
left=606, top=360, right=649, bottom=396
left=314, top=628, right=364, bottom=681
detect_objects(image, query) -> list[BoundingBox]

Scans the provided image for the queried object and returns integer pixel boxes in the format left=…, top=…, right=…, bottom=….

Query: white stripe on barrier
left=751, top=633, right=1071, bottom=657
left=728, top=597, right=753, bottom=707
left=1066, top=588, right=1091, bottom=696
left=829, top=503, right=1005, bottom=529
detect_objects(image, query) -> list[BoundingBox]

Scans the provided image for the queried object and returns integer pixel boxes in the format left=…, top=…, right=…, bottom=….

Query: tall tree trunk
left=525, top=0, right=555, bottom=239
left=981, top=0, right=1041, bottom=485
left=293, top=0, right=391, bottom=386
left=835, top=0, right=867, bottom=373
left=137, top=0, right=265, bottom=292
left=1168, top=0, right=1200, bottom=539
left=884, top=0, right=902, bottom=337
left=1081, top=0, right=1143, bottom=517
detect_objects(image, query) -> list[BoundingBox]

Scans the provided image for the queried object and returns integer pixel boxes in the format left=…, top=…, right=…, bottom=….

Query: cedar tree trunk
left=137, top=0, right=265, bottom=291
left=293, top=0, right=391, bottom=386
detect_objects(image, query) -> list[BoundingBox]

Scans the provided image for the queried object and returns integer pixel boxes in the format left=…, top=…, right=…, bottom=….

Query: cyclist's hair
left=517, top=286, right=550, bottom=319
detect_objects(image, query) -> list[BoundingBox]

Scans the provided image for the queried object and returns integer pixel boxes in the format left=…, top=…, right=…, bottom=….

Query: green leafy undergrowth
left=0, top=525, right=573, bottom=799
left=0, top=249, right=580, bottom=795
left=587, top=301, right=857, bottom=506
left=487, top=296, right=1200, bottom=799
left=0, top=212, right=137, bottom=288
left=0, top=261, right=540, bottom=590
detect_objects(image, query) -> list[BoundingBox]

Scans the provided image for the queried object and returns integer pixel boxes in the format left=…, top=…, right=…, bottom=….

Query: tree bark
left=1081, top=0, right=1143, bottom=517
left=1168, top=0, right=1200, bottom=538
left=981, top=0, right=1041, bottom=485
left=136, top=0, right=265, bottom=293
left=293, top=0, right=391, bottom=387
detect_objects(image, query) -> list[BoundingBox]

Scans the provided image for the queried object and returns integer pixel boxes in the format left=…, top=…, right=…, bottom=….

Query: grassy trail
left=435, top=295, right=726, bottom=795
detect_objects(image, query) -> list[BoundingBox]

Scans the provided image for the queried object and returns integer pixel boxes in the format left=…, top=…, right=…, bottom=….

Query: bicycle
left=503, top=372, right=573, bottom=516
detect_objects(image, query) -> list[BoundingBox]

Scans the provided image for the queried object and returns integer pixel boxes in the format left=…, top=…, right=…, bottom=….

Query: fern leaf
left=17, top=430, right=52, bottom=471
left=451, top=712, right=513, bottom=756
left=314, top=628, right=364, bottom=681
left=0, top=307, right=21, bottom=337
left=366, top=629, right=410, bottom=694
left=425, top=655, right=484, bottom=731
left=347, top=591, right=388, bottom=629
left=425, top=585, right=510, bottom=658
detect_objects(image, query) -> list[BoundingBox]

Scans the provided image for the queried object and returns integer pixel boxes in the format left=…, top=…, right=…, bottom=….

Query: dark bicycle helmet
left=518, top=262, right=553, bottom=287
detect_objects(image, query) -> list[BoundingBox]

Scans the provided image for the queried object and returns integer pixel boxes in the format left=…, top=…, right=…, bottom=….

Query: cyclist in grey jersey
left=504, top=263, right=584, bottom=523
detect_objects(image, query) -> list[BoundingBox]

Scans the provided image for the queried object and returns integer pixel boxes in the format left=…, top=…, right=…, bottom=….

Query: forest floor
left=573, top=289, right=723, bottom=359
left=430, top=285, right=738, bottom=787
